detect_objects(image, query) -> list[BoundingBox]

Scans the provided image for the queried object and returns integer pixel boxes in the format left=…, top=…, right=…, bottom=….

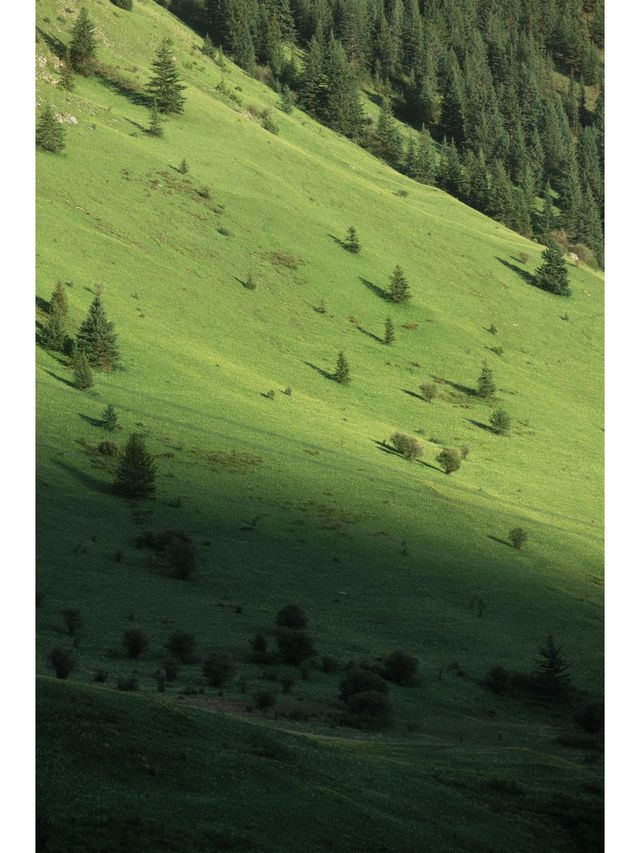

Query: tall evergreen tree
left=36, top=105, right=65, bottom=153
left=389, top=265, right=410, bottom=303
left=535, top=243, right=571, bottom=296
left=384, top=316, right=395, bottom=345
left=49, top=282, right=69, bottom=320
left=334, top=351, right=351, bottom=384
left=323, top=34, right=363, bottom=139
left=41, top=312, right=66, bottom=352
left=534, top=635, right=571, bottom=700
left=69, top=7, right=97, bottom=75
left=147, top=39, right=186, bottom=115
left=114, top=433, right=157, bottom=499
left=299, top=33, right=328, bottom=118
left=343, top=226, right=361, bottom=253
left=373, top=98, right=404, bottom=170
left=73, top=353, right=94, bottom=390
left=76, top=296, right=120, bottom=368
left=476, top=364, right=496, bottom=399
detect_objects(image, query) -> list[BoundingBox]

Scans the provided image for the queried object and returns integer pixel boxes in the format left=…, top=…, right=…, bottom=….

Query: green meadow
left=36, top=1, right=603, bottom=849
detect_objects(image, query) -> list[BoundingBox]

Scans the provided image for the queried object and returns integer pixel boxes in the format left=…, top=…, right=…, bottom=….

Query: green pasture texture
left=36, top=1, right=603, bottom=849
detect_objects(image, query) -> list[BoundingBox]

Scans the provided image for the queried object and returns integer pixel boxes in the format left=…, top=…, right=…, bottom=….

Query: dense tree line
left=163, top=0, right=603, bottom=266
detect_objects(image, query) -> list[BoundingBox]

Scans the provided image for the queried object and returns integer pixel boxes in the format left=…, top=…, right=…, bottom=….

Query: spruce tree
left=148, top=101, right=164, bottom=137
left=489, top=408, right=511, bottom=435
left=323, top=34, right=363, bottom=139
left=76, top=296, right=120, bottom=369
left=147, top=39, right=186, bottom=115
left=374, top=99, right=404, bottom=170
left=49, top=282, right=69, bottom=320
left=535, top=243, right=571, bottom=296
left=278, top=84, right=294, bottom=114
left=36, top=105, right=65, bottom=153
left=334, top=351, right=351, bottom=384
left=178, top=158, right=189, bottom=174
left=69, top=7, right=97, bottom=76
left=299, top=34, right=327, bottom=119
left=202, top=34, right=215, bottom=59
left=101, top=404, right=119, bottom=431
left=41, top=312, right=67, bottom=352
left=114, top=433, right=157, bottom=499
left=383, top=316, right=395, bottom=345
left=476, top=364, right=496, bottom=399
left=73, top=353, right=94, bottom=390
left=343, top=226, right=361, bottom=254
left=389, top=265, right=410, bottom=303
left=534, top=635, right=571, bottom=700
left=60, top=49, right=75, bottom=91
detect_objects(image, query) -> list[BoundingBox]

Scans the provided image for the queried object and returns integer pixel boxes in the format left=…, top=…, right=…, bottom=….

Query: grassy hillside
left=36, top=1, right=603, bottom=850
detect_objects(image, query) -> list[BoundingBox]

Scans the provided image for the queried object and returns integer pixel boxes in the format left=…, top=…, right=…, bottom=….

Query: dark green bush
left=483, top=664, right=510, bottom=695
left=122, top=628, right=148, bottom=659
left=383, top=650, right=419, bottom=686
left=48, top=648, right=74, bottom=679
left=166, top=631, right=196, bottom=663
left=339, top=668, right=389, bottom=702
left=276, top=628, right=315, bottom=665
left=61, top=608, right=82, bottom=636
left=254, top=690, right=276, bottom=711
left=202, top=652, right=235, bottom=687
left=276, top=604, right=308, bottom=630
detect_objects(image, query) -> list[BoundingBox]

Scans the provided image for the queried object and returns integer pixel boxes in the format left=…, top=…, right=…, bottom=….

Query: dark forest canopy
left=162, top=0, right=604, bottom=266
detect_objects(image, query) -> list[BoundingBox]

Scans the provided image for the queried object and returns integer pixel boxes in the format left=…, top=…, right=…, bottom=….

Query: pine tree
left=147, top=39, right=186, bottom=115
left=278, top=83, right=294, bottom=114
left=101, top=404, right=119, bottom=432
left=334, top=351, right=351, bottom=384
left=41, top=312, right=67, bottom=352
left=73, top=353, right=94, bottom=390
left=374, top=98, right=404, bottom=170
left=489, top=408, right=511, bottom=435
left=114, top=433, right=157, bottom=499
left=202, top=34, right=215, bottom=58
left=69, top=7, right=97, bottom=76
left=178, top=158, right=189, bottom=174
left=534, top=635, right=571, bottom=700
left=476, top=364, right=496, bottom=399
left=76, top=296, right=120, bottom=369
left=535, top=243, right=571, bottom=296
left=389, top=265, right=410, bottom=303
left=323, top=34, right=364, bottom=139
left=36, top=105, right=65, bottom=153
left=60, top=49, right=75, bottom=91
left=343, top=226, right=361, bottom=254
left=49, top=282, right=69, bottom=320
left=148, top=101, right=164, bottom=137
left=383, top=316, right=395, bottom=345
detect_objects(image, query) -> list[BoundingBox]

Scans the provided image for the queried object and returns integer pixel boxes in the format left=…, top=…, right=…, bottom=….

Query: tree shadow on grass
left=94, top=64, right=151, bottom=108
left=488, top=534, right=513, bottom=548
left=42, top=368, right=76, bottom=389
left=124, top=116, right=149, bottom=134
left=359, top=277, right=391, bottom=302
left=79, top=413, right=104, bottom=428
left=53, top=459, right=114, bottom=495
left=373, top=440, right=441, bottom=472
left=496, top=257, right=536, bottom=287
left=304, top=361, right=335, bottom=381
left=36, top=295, right=49, bottom=313
left=36, top=28, right=65, bottom=59
left=328, top=234, right=345, bottom=249
left=402, top=389, right=424, bottom=402
left=467, top=418, right=495, bottom=434
left=433, top=376, right=476, bottom=397
left=355, top=325, right=383, bottom=343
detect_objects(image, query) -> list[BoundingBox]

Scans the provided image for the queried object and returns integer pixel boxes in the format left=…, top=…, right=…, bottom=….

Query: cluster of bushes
left=483, top=635, right=573, bottom=703
left=136, top=529, right=196, bottom=579
left=249, top=604, right=316, bottom=669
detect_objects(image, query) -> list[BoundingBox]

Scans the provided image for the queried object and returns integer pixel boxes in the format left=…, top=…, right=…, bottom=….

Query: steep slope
left=36, top=1, right=603, bottom=850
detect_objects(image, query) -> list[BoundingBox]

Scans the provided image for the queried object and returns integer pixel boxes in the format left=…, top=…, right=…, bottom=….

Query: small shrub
left=217, top=226, right=231, bottom=237
left=488, top=324, right=498, bottom=335
left=509, top=527, right=528, bottom=549
left=202, top=652, right=235, bottom=687
left=98, top=440, right=119, bottom=456
left=576, top=701, right=604, bottom=734
left=339, top=668, right=389, bottom=702
left=484, top=665, right=510, bottom=695
left=116, top=676, right=138, bottom=691
left=101, top=404, right=119, bottom=431
left=244, top=273, right=257, bottom=290
left=276, top=604, right=308, bottom=630
left=489, top=408, right=512, bottom=435
left=460, top=444, right=471, bottom=459
left=276, top=628, right=315, bottom=665
left=389, top=432, right=423, bottom=461
left=561, top=312, right=570, bottom=321
left=260, top=110, right=279, bottom=134
left=284, top=386, right=293, bottom=396
left=254, top=690, right=276, bottom=711
left=280, top=675, right=295, bottom=694
left=278, top=84, right=294, bottom=113
left=383, top=650, right=419, bottom=686
left=436, top=447, right=462, bottom=474
left=477, top=364, right=496, bottom=399
left=92, top=669, right=109, bottom=683
left=166, top=632, right=196, bottom=663
left=488, top=345, right=504, bottom=356
left=419, top=382, right=438, bottom=403
left=265, top=389, right=276, bottom=400
left=516, top=252, right=530, bottom=265
left=48, top=648, right=74, bottom=680
left=61, top=608, right=82, bottom=636
left=162, top=656, right=180, bottom=682
left=321, top=656, right=339, bottom=673
left=122, top=628, right=148, bottom=659
left=346, top=691, right=393, bottom=727
left=110, top=0, right=133, bottom=9
left=343, top=226, right=361, bottom=254
left=73, top=353, right=94, bottom=390
left=177, top=158, right=189, bottom=174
